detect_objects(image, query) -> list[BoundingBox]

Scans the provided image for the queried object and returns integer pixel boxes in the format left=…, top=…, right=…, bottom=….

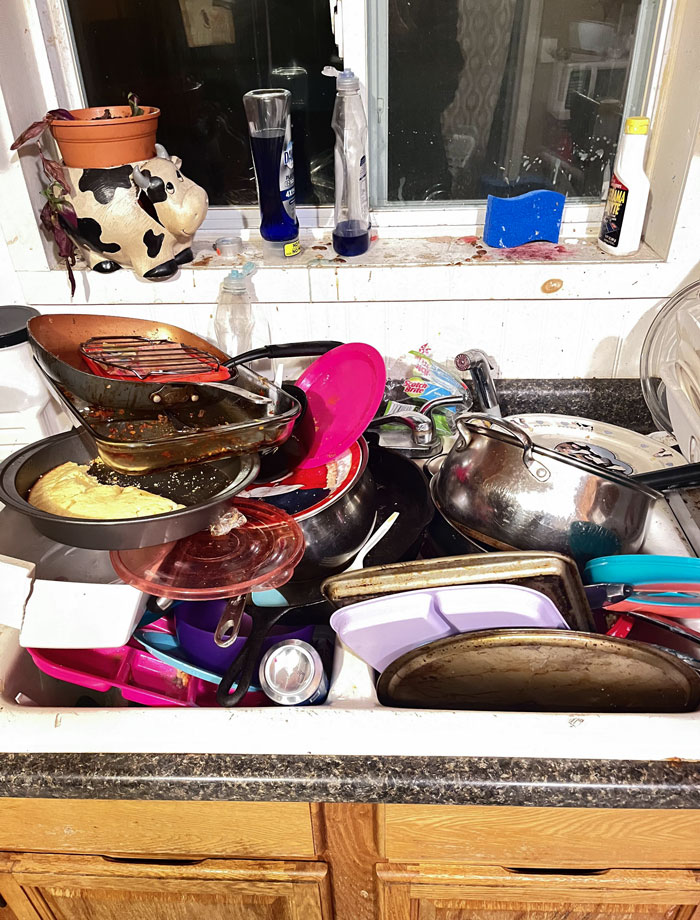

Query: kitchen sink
left=2, top=500, right=700, bottom=761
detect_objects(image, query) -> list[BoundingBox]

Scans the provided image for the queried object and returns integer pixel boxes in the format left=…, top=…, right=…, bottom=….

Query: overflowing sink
left=2, top=499, right=700, bottom=762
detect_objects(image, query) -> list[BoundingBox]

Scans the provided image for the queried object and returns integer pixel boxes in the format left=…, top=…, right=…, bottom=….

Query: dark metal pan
left=0, top=428, right=259, bottom=550
left=377, top=628, right=700, bottom=713
left=28, top=313, right=340, bottom=411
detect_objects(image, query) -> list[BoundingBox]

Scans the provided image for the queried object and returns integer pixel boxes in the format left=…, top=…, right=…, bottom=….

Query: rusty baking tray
left=321, top=551, right=595, bottom=632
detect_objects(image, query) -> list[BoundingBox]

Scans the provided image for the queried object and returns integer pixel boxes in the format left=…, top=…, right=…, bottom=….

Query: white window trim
left=0, top=0, right=698, bottom=293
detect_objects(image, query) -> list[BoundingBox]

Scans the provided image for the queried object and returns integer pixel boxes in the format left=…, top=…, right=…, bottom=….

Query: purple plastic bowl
left=175, top=600, right=314, bottom=673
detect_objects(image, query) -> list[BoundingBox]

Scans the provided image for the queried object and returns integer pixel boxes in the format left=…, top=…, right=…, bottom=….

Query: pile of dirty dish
left=0, top=313, right=400, bottom=708
left=323, top=551, right=700, bottom=713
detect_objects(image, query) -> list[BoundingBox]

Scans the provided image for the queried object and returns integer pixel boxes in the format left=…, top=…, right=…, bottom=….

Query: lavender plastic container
left=175, top=600, right=314, bottom=673
left=329, top=583, right=569, bottom=672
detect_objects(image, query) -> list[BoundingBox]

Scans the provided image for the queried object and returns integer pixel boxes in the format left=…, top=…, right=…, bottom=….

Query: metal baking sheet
left=321, top=551, right=595, bottom=631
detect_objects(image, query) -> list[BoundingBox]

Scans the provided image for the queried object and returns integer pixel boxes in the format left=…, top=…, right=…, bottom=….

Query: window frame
left=34, top=0, right=674, bottom=231
left=0, top=0, right=697, bottom=284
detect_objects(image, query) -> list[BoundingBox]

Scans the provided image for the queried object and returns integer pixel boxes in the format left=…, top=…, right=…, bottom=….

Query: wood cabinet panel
left=0, top=799, right=315, bottom=859
left=2, top=854, right=331, bottom=920
left=378, top=864, right=700, bottom=920
left=0, top=888, right=20, bottom=920
left=384, top=805, right=700, bottom=868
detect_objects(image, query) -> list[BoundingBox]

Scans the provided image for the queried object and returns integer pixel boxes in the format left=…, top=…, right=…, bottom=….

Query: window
left=55, top=0, right=667, bottom=220
left=63, top=0, right=340, bottom=206
left=370, top=0, right=665, bottom=205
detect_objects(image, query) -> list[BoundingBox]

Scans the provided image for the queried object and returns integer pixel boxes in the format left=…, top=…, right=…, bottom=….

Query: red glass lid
left=110, top=499, right=305, bottom=599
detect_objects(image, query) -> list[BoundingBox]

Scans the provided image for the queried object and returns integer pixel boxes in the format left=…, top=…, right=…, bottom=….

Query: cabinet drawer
left=0, top=799, right=315, bottom=859
left=384, top=805, right=700, bottom=868
left=377, top=863, right=700, bottom=920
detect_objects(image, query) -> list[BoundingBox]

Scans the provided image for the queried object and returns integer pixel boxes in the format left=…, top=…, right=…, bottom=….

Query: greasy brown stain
left=330, top=256, right=347, bottom=263
left=541, top=278, right=564, bottom=294
left=312, top=245, right=328, bottom=250
left=192, top=255, right=213, bottom=266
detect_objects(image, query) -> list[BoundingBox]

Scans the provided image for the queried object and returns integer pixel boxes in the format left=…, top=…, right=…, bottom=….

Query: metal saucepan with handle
left=430, top=414, right=678, bottom=566
left=28, top=313, right=340, bottom=410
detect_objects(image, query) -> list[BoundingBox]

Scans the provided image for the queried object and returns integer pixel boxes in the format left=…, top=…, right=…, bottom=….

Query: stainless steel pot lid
left=505, top=414, right=683, bottom=474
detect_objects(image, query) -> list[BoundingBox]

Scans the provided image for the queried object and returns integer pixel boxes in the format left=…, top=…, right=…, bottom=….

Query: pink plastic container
left=27, top=630, right=269, bottom=708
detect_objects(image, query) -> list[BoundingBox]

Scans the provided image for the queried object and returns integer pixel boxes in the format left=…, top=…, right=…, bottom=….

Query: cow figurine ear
left=171, top=156, right=183, bottom=170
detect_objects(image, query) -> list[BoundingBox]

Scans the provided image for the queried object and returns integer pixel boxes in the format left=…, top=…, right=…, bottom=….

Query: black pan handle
left=225, top=341, right=343, bottom=368
left=631, top=461, right=700, bottom=492
left=216, top=607, right=289, bottom=707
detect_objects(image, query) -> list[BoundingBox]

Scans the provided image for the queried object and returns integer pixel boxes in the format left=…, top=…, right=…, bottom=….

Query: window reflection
left=387, top=0, right=645, bottom=202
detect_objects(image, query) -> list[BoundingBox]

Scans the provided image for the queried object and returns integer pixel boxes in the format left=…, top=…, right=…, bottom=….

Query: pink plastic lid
left=295, top=343, right=386, bottom=468
left=110, top=499, right=305, bottom=599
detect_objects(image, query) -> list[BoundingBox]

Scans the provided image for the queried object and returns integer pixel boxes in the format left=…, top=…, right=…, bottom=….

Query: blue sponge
left=483, top=190, right=565, bottom=248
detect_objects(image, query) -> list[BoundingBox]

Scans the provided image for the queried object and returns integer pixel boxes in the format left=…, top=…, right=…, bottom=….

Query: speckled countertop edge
left=0, top=754, right=698, bottom=807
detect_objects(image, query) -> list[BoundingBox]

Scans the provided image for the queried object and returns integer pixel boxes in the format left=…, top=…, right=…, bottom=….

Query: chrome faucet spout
left=454, top=349, right=501, bottom=417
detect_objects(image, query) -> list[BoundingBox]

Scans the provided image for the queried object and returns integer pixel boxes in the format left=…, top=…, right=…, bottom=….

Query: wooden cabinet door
left=0, top=889, right=19, bottom=920
left=1, top=854, right=332, bottom=920
left=378, top=863, right=700, bottom=920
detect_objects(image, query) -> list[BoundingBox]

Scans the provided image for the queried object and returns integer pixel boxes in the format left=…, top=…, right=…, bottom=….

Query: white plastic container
left=0, top=305, right=70, bottom=461
left=598, top=116, right=651, bottom=256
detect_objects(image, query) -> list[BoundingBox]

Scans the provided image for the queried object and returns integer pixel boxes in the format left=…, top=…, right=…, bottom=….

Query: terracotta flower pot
left=50, top=105, right=160, bottom=168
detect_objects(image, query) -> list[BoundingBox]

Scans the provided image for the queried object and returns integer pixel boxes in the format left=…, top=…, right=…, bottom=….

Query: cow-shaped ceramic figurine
left=61, top=144, right=208, bottom=280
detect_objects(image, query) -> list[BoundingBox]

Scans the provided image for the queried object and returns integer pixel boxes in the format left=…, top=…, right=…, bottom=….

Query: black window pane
left=65, top=0, right=339, bottom=205
left=387, top=0, right=647, bottom=202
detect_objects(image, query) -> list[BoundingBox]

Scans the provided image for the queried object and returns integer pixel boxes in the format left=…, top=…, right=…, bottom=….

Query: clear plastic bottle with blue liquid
left=243, top=89, right=300, bottom=258
left=323, top=67, right=370, bottom=257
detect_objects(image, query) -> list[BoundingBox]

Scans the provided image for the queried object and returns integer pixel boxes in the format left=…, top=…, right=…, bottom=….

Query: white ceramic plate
left=506, top=414, right=685, bottom=475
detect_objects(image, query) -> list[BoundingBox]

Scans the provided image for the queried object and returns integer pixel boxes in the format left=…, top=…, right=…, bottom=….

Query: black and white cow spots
left=143, top=229, right=164, bottom=258
left=75, top=217, right=121, bottom=253
left=78, top=166, right=133, bottom=205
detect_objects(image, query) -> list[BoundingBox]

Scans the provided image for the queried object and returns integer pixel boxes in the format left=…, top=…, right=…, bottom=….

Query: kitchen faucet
left=454, top=349, right=501, bottom=417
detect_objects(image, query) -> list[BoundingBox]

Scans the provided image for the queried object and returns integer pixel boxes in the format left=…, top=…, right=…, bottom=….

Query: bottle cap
left=322, top=65, right=360, bottom=92
left=222, top=261, right=255, bottom=291
left=214, top=237, right=241, bottom=257
left=625, top=116, right=650, bottom=135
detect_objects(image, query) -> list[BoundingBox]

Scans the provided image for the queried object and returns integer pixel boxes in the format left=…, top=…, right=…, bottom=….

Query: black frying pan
left=28, top=313, right=340, bottom=411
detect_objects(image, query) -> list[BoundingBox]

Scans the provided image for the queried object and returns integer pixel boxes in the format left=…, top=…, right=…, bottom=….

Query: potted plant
left=12, top=94, right=159, bottom=169
left=10, top=95, right=159, bottom=293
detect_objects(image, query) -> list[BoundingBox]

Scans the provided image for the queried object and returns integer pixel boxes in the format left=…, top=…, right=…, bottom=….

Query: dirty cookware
left=431, top=415, right=666, bottom=566
left=0, top=427, right=260, bottom=550
left=28, top=313, right=339, bottom=411
left=376, top=628, right=700, bottom=713
left=246, top=438, right=377, bottom=581
left=214, top=599, right=333, bottom=706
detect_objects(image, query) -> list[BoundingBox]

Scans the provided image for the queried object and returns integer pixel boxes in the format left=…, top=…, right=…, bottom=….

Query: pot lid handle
left=456, top=414, right=551, bottom=482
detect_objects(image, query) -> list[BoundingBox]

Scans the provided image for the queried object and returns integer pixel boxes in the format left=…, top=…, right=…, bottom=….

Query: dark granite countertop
left=0, top=754, right=698, bottom=808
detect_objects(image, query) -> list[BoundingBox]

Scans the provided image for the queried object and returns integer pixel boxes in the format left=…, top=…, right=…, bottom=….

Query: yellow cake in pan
left=28, top=461, right=184, bottom=519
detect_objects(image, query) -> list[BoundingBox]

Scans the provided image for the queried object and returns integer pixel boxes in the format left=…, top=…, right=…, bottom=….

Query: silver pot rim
left=455, top=414, right=663, bottom=500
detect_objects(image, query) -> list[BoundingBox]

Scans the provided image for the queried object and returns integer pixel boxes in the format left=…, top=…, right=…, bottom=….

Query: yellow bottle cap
left=625, top=116, right=650, bottom=135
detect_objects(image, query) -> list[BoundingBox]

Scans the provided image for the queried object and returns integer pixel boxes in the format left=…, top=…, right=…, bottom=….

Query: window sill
left=15, top=231, right=670, bottom=307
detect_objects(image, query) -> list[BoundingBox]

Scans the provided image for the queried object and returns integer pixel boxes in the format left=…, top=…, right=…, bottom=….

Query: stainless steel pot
left=292, top=437, right=376, bottom=580
left=431, top=415, right=662, bottom=565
